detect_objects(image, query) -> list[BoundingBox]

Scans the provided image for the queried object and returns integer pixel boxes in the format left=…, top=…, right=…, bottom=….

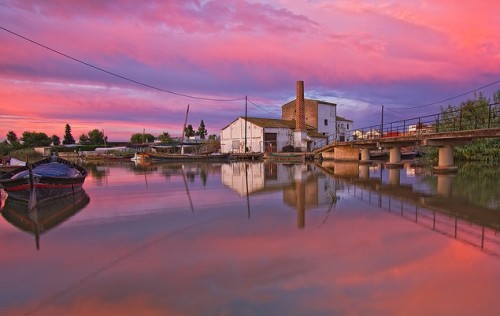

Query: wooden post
left=181, top=104, right=190, bottom=155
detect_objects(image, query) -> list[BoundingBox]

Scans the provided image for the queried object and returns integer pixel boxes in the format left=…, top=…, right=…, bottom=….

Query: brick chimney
left=296, top=80, right=305, bottom=131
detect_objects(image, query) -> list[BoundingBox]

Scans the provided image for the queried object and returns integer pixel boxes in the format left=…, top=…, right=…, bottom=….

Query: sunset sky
left=1, top=0, right=500, bottom=141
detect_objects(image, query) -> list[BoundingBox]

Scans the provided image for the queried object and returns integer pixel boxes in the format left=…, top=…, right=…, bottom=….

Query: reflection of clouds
left=1, top=163, right=499, bottom=315
left=20, top=209, right=496, bottom=315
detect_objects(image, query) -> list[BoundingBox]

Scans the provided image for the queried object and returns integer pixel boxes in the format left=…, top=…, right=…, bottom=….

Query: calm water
left=0, top=160, right=499, bottom=316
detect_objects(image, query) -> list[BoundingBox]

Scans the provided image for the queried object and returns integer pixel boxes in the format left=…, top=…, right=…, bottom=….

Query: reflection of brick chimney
left=296, top=80, right=305, bottom=131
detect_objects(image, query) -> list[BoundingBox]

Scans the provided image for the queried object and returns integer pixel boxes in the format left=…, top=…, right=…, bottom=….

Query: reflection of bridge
left=316, top=161, right=500, bottom=256
left=314, top=103, right=500, bottom=173
left=221, top=161, right=500, bottom=256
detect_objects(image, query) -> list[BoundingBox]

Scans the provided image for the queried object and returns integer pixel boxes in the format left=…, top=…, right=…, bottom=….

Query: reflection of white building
left=221, top=162, right=338, bottom=209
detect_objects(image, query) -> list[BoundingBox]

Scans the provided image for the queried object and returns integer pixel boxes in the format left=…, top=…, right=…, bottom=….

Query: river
left=0, top=160, right=499, bottom=315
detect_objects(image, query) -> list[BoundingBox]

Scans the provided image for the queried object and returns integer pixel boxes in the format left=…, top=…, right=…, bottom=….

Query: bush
left=9, top=148, right=44, bottom=162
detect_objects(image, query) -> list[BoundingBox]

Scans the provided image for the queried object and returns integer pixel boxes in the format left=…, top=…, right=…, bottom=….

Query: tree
left=6, top=131, right=19, bottom=145
left=197, top=120, right=207, bottom=139
left=0, top=141, right=10, bottom=156
left=184, top=124, right=195, bottom=138
left=88, top=129, right=106, bottom=145
left=51, top=135, right=61, bottom=146
left=158, top=132, right=173, bottom=143
left=63, top=124, right=76, bottom=145
left=20, top=131, right=51, bottom=147
left=79, top=133, right=90, bottom=145
left=131, top=133, right=155, bottom=143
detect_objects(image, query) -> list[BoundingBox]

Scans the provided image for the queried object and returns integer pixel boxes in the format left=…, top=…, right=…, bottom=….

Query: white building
left=336, top=116, right=354, bottom=141
left=220, top=117, right=326, bottom=153
left=220, top=81, right=354, bottom=153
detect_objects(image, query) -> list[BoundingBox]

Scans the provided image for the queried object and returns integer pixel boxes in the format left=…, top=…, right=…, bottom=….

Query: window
left=324, top=119, right=328, bottom=126
left=347, top=123, right=350, bottom=129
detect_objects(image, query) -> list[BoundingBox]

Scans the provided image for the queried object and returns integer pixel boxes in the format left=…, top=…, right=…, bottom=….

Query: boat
left=0, top=156, right=87, bottom=207
left=369, top=150, right=388, bottom=160
left=83, top=152, right=134, bottom=161
left=230, top=153, right=264, bottom=160
left=0, top=157, right=26, bottom=174
left=148, top=152, right=231, bottom=162
left=131, top=152, right=150, bottom=162
left=1, top=189, right=90, bottom=250
left=263, top=152, right=306, bottom=162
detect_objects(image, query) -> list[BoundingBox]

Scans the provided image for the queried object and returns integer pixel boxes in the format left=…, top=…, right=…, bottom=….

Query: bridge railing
left=313, top=102, right=500, bottom=150
left=359, top=102, right=500, bottom=138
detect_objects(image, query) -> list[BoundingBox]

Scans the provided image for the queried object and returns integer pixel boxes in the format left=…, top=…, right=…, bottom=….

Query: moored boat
left=0, top=156, right=87, bottom=205
left=148, top=152, right=231, bottom=162
left=263, top=152, right=306, bottom=162
left=131, top=152, right=150, bottom=162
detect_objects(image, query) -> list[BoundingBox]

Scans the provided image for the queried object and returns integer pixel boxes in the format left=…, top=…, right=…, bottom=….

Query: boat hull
left=148, top=153, right=231, bottom=162
left=0, top=157, right=87, bottom=203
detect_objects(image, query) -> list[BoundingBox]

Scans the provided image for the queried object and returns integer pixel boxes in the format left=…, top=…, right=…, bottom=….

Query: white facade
left=220, top=118, right=294, bottom=153
left=336, top=119, right=354, bottom=141
left=317, top=102, right=337, bottom=136
left=220, top=117, right=328, bottom=153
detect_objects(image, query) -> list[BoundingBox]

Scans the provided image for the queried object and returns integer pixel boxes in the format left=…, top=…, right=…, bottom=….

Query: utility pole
left=381, top=105, right=384, bottom=138
left=244, top=96, right=248, bottom=153
left=181, top=104, right=190, bottom=155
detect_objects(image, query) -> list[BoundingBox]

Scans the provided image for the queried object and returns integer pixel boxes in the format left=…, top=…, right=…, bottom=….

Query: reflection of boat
left=0, top=157, right=87, bottom=205
left=148, top=152, right=231, bottom=162
left=1, top=189, right=90, bottom=250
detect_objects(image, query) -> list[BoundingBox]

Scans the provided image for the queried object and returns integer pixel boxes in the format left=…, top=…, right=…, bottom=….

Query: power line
left=0, top=26, right=245, bottom=102
left=247, top=98, right=281, bottom=117
left=386, top=79, right=500, bottom=110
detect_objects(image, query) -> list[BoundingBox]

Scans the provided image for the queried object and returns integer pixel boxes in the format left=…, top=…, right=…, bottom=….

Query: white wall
left=317, top=103, right=337, bottom=136
left=220, top=118, right=264, bottom=153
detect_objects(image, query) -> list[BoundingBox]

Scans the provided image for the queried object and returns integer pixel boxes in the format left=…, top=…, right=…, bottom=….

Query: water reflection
left=221, top=161, right=500, bottom=255
left=222, top=162, right=342, bottom=227
left=1, top=189, right=90, bottom=250
left=317, top=161, right=500, bottom=256
left=0, top=160, right=499, bottom=315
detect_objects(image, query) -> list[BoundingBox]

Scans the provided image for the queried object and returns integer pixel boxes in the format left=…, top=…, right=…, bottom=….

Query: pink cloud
left=1, top=0, right=500, bottom=140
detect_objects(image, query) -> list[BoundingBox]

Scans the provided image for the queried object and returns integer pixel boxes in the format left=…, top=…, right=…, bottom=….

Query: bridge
left=313, top=102, right=500, bottom=172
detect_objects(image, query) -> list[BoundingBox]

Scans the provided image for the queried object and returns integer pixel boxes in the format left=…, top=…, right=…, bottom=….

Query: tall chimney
left=296, top=81, right=305, bottom=131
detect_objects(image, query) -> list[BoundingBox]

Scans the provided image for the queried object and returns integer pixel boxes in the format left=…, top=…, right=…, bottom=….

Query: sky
left=1, top=0, right=500, bottom=142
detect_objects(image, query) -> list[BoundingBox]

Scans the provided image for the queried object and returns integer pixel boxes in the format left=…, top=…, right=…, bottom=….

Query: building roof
left=221, top=117, right=327, bottom=139
left=306, top=130, right=328, bottom=138
left=243, top=117, right=320, bottom=130
left=283, top=98, right=337, bottom=107
left=336, top=115, right=353, bottom=122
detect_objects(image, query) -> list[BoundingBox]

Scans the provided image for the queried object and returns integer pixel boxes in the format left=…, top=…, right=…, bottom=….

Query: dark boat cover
left=11, top=162, right=82, bottom=179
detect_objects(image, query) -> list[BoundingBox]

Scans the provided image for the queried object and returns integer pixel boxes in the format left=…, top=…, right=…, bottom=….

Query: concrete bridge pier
left=386, top=146, right=403, bottom=168
left=359, top=147, right=373, bottom=165
left=434, top=145, right=459, bottom=174
left=424, top=139, right=470, bottom=173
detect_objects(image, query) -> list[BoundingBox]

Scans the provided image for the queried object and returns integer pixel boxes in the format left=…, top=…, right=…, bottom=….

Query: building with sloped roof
left=220, top=81, right=353, bottom=153
left=220, top=116, right=327, bottom=153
